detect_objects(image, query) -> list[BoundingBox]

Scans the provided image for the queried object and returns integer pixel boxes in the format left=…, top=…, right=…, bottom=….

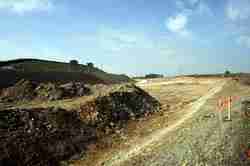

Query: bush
left=87, top=62, right=94, bottom=68
left=224, top=70, right=231, bottom=76
left=69, top=60, right=78, bottom=65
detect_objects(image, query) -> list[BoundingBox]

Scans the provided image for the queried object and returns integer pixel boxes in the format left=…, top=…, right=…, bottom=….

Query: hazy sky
left=0, top=0, right=250, bottom=76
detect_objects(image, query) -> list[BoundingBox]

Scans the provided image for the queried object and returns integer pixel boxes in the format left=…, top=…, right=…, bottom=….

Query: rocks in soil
left=202, top=113, right=216, bottom=119
left=35, top=83, right=64, bottom=101
left=59, top=82, right=91, bottom=97
left=0, top=83, right=161, bottom=165
left=0, top=79, right=92, bottom=102
left=0, top=79, right=37, bottom=102
left=78, top=83, right=161, bottom=135
left=0, top=107, right=96, bottom=166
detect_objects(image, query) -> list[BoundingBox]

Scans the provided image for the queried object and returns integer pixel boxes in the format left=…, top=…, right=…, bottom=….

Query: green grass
left=0, top=58, right=132, bottom=88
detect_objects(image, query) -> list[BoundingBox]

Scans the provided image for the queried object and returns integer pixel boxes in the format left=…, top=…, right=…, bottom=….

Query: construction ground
left=72, top=76, right=250, bottom=166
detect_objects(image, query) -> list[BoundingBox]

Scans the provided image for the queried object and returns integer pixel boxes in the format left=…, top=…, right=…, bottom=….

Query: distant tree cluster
left=87, top=62, right=94, bottom=68
left=69, top=60, right=96, bottom=72
left=69, top=60, right=79, bottom=72
left=145, top=73, right=164, bottom=78
left=224, top=70, right=230, bottom=75
left=70, top=60, right=78, bottom=65
left=86, top=62, right=94, bottom=73
left=224, top=70, right=231, bottom=77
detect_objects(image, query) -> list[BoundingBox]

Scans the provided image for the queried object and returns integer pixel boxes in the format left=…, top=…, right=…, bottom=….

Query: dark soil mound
left=0, top=84, right=161, bottom=165
left=79, top=84, right=161, bottom=134
left=0, top=108, right=96, bottom=166
left=35, top=83, right=64, bottom=101
left=59, top=82, right=91, bottom=97
left=0, top=79, right=37, bottom=102
left=0, top=80, right=92, bottom=102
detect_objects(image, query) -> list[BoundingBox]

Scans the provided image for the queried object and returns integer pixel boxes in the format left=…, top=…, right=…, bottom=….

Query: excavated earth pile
left=79, top=84, right=161, bottom=134
left=0, top=84, right=161, bottom=165
left=0, top=107, right=96, bottom=166
left=0, top=79, right=37, bottom=102
left=0, top=79, right=91, bottom=102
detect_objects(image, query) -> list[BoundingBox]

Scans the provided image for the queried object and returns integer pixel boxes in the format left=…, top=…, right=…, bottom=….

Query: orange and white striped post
left=226, top=96, right=240, bottom=121
left=227, top=96, right=232, bottom=121
left=217, top=96, right=241, bottom=121
left=217, top=98, right=224, bottom=139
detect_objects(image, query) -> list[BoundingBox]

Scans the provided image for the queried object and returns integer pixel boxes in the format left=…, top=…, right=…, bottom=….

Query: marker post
left=217, top=99, right=224, bottom=139
left=227, top=96, right=232, bottom=121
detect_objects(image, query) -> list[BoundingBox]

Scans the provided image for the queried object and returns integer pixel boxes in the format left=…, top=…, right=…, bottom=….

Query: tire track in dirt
left=102, top=81, right=227, bottom=166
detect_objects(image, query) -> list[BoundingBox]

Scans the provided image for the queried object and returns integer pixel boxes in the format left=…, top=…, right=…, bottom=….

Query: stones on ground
left=36, top=83, right=64, bottom=101
left=0, top=79, right=92, bottom=102
left=0, top=79, right=37, bottom=102
left=202, top=113, right=216, bottom=119
left=59, top=82, right=91, bottom=97
left=0, top=107, right=96, bottom=166
left=0, top=83, right=161, bottom=165
left=79, top=83, right=161, bottom=136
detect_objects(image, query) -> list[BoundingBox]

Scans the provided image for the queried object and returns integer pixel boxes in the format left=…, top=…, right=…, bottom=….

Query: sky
left=0, top=0, right=250, bottom=76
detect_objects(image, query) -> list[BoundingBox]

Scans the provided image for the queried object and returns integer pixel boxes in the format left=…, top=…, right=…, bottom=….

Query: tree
left=70, top=60, right=78, bottom=65
left=224, top=70, right=231, bottom=77
left=86, top=62, right=94, bottom=68
left=69, top=60, right=79, bottom=72
left=86, top=62, right=94, bottom=73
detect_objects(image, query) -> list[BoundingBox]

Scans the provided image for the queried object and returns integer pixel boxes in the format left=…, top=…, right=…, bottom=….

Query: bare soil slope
left=0, top=83, right=160, bottom=166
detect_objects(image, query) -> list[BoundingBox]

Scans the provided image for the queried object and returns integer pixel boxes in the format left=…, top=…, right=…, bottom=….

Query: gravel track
left=102, top=81, right=227, bottom=166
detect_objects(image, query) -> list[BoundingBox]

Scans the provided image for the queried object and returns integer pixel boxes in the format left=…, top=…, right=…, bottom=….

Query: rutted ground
left=99, top=78, right=226, bottom=166
left=2, top=76, right=249, bottom=165
left=72, top=77, right=228, bottom=165
left=108, top=79, right=250, bottom=166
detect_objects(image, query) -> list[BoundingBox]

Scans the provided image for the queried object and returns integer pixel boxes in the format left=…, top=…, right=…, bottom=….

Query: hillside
left=0, top=59, right=132, bottom=88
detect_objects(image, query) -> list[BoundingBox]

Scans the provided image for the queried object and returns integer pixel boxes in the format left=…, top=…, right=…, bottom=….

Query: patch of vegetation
left=0, top=58, right=132, bottom=88
left=145, top=74, right=164, bottom=78
left=224, top=70, right=231, bottom=77
left=133, top=73, right=164, bottom=79
left=0, top=70, right=106, bottom=89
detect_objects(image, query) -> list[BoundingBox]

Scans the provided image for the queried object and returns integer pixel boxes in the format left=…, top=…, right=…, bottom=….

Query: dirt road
left=102, top=79, right=226, bottom=165
left=99, top=78, right=250, bottom=166
left=71, top=77, right=250, bottom=166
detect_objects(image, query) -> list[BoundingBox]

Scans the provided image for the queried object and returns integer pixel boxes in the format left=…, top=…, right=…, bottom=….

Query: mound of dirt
left=0, top=79, right=37, bottom=102
left=59, top=82, right=91, bottom=97
left=0, top=84, right=161, bottom=165
left=79, top=84, right=161, bottom=135
left=35, top=83, right=64, bottom=101
left=0, top=80, right=92, bottom=102
left=0, top=107, right=96, bottom=166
